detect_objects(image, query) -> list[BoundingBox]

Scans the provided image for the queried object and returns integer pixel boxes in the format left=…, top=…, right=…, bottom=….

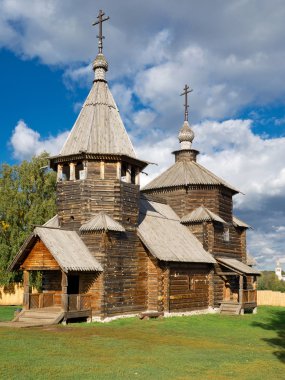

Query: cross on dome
left=178, top=84, right=195, bottom=150
left=180, top=84, right=193, bottom=122
left=92, top=9, right=110, bottom=54
left=92, top=10, right=110, bottom=82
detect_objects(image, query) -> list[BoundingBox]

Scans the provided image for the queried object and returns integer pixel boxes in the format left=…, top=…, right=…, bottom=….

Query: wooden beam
left=216, top=272, right=238, bottom=276
left=135, top=168, right=140, bottom=186
left=100, top=161, right=105, bottom=180
left=116, top=161, right=121, bottom=180
left=239, top=275, right=244, bottom=304
left=57, top=164, right=63, bottom=181
left=69, top=162, right=76, bottom=181
left=23, top=270, right=30, bottom=310
left=61, top=271, right=68, bottom=312
left=126, top=164, right=131, bottom=183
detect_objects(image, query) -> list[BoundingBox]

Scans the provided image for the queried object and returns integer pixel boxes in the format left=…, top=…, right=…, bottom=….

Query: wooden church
left=9, top=11, right=259, bottom=324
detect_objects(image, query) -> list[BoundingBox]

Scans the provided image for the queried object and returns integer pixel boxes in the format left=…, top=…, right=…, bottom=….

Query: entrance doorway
left=68, top=275, right=80, bottom=294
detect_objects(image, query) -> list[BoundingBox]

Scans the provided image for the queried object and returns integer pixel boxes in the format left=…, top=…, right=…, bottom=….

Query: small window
left=223, top=227, right=230, bottom=242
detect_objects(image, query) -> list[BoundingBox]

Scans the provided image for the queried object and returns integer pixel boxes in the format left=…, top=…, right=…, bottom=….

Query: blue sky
left=1, top=0, right=285, bottom=269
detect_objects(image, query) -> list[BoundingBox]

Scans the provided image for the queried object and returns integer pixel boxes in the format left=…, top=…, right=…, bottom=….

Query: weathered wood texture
left=79, top=272, right=103, bottom=317
left=57, top=161, right=140, bottom=231
left=102, top=231, right=147, bottom=317
left=67, top=164, right=147, bottom=317
left=21, top=240, right=60, bottom=270
left=168, top=263, right=210, bottom=312
left=42, top=271, right=62, bottom=306
left=147, top=186, right=245, bottom=262
left=146, top=254, right=159, bottom=311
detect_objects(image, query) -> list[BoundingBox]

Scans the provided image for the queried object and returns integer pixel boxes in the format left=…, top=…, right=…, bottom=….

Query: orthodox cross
left=180, top=84, right=193, bottom=121
left=92, top=10, right=110, bottom=53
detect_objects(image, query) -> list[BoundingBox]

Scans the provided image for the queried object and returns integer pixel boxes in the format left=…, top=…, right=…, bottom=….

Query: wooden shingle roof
left=43, top=215, right=59, bottom=228
left=233, top=215, right=251, bottom=229
left=142, top=160, right=239, bottom=193
left=59, top=81, right=136, bottom=158
left=80, top=212, right=125, bottom=232
left=9, top=227, right=102, bottom=273
left=181, top=206, right=227, bottom=224
left=217, top=257, right=260, bottom=275
left=138, top=198, right=216, bottom=264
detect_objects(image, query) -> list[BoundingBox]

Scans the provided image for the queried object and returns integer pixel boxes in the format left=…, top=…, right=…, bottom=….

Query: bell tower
left=49, top=10, right=148, bottom=231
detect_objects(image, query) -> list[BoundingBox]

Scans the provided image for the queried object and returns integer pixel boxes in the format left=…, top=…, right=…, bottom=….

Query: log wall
left=168, top=263, right=210, bottom=312
left=103, top=231, right=147, bottom=317
left=21, top=241, right=60, bottom=271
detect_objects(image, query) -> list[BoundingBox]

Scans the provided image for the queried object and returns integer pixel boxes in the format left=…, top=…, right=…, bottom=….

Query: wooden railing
left=29, top=293, right=55, bottom=309
left=28, top=293, right=91, bottom=311
left=67, top=294, right=91, bottom=311
left=243, top=289, right=257, bottom=303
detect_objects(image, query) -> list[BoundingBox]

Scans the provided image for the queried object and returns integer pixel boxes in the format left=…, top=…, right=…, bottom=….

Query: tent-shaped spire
left=58, top=10, right=136, bottom=159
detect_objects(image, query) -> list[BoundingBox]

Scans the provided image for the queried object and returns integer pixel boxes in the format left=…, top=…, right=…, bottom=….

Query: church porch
left=22, top=269, right=101, bottom=321
left=9, top=226, right=103, bottom=323
left=216, top=258, right=260, bottom=314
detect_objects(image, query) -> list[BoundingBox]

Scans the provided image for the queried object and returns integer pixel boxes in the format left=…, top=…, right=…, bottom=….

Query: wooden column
left=239, top=275, right=243, bottom=305
left=61, top=271, right=68, bottom=312
left=23, top=270, right=30, bottom=310
left=100, top=161, right=105, bottom=180
left=69, top=162, right=76, bottom=181
left=126, top=165, right=131, bottom=183
left=208, top=269, right=214, bottom=308
left=57, top=164, right=63, bottom=181
left=116, top=161, right=121, bottom=180
left=135, top=168, right=140, bottom=186
left=163, top=267, right=170, bottom=313
left=253, top=275, right=257, bottom=290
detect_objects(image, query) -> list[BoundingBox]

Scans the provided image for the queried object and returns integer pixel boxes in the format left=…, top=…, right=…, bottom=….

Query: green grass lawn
left=0, top=306, right=284, bottom=380
left=0, top=305, right=20, bottom=321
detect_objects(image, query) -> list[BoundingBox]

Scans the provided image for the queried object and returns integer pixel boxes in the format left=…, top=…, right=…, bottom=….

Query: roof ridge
left=192, top=161, right=240, bottom=193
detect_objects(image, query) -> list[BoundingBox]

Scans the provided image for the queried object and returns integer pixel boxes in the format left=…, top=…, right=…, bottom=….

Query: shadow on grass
left=252, top=309, right=285, bottom=363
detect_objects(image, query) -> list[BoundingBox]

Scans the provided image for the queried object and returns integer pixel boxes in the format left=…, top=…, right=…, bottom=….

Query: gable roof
left=142, top=160, right=239, bottom=193
left=59, top=81, right=136, bottom=158
left=9, top=227, right=102, bottom=273
left=181, top=206, right=227, bottom=224
left=233, top=215, right=252, bottom=229
left=138, top=198, right=216, bottom=264
left=43, top=215, right=60, bottom=228
left=80, top=212, right=125, bottom=232
left=217, top=257, right=260, bottom=275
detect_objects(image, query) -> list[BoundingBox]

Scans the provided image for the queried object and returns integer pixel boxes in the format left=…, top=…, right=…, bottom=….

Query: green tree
left=0, top=153, right=56, bottom=284
left=257, top=271, right=285, bottom=292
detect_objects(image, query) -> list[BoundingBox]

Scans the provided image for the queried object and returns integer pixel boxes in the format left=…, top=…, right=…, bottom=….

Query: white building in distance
left=275, top=260, right=285, bottom=281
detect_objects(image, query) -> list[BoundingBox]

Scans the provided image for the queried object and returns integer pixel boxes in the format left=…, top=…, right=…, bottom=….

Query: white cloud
left=3, top=1, right=285, bottom=270
left=137, top=118, right=285, bottom=269
left=1, top=0, right=285, bottom=122
left=10, top=120, right=69, bottom=160
left=64, top=64, right=93, bottom=89
left=133, top=109, right=156, bottom=129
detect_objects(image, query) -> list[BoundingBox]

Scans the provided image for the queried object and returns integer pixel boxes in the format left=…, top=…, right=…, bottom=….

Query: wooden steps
left=220, top=302, right=242, bottom=315
left=12, top=307, right=64, bottom=327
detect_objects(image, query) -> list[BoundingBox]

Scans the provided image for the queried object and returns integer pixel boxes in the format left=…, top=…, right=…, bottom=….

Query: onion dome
left=93, top=53, right=108, bottom=81
left=178, top=121, right=195, bottom=150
